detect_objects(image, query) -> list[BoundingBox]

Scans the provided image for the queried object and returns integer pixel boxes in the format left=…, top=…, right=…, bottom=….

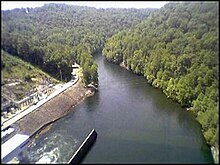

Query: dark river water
left=18, top=54, right=213, bottom=163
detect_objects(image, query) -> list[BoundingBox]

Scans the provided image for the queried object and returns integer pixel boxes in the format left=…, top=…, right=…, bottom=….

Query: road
left=1, top=77, right=79, bottom=130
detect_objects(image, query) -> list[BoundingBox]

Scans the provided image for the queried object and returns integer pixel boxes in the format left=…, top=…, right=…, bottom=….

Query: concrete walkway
left=1, top=77, right=79, bottom=130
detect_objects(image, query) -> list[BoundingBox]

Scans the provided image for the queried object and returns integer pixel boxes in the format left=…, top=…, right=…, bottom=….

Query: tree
left=102, top=1, right=218, bottom=148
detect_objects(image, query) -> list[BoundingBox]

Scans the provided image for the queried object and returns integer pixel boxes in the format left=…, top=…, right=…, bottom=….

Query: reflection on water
left=17, top=54, right=213, bottom=163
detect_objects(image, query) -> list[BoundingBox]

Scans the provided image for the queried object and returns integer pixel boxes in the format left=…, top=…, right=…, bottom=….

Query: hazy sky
left=1, top=1, right=169, bottom=10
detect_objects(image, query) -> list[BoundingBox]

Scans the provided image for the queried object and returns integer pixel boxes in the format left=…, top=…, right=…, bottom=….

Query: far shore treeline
left=1, top=1, right=218, bottom=160
left=103, top=2, right=219, bottom=151
left=1, top=4, right=155, bottom=86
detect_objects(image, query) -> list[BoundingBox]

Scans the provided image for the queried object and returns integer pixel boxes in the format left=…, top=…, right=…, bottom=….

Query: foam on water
left=18, top=132, right=79, bottom=163
left=36, top=147, right=59, bottom=163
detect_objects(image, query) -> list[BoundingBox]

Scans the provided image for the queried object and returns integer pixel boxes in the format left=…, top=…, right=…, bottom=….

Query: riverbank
left=15, top=78, right=96, bottom=137
left=118, top=61, right=218, bottom=164
left=211, top=146, right=219, bottom=164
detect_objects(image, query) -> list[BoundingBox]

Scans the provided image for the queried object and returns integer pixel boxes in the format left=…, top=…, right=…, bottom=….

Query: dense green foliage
left=103, top=2, right=219, bottom=148
left=2, top=1, right=218, bottom=152
left=1, top=3, right=154, bottom=86
left=2, top=49, right=58, bottom=100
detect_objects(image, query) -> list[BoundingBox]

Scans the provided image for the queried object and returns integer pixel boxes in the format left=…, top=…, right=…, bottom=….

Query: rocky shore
left=15, top=79, right=96, bottom=137
left=211, top=146, right=219, bottom=164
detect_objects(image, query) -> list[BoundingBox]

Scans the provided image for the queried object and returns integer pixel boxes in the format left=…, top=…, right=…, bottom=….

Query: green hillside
left=2, top=49, right=59, bottom=100
left=103, top=2, right=219, bottom=149
left=1, top=4, right=155, bottom=85
left=1, top=1, right=218, bottom=161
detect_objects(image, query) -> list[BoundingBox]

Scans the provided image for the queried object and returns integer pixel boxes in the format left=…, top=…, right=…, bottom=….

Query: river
left=18, top=54, right=213, bottom=163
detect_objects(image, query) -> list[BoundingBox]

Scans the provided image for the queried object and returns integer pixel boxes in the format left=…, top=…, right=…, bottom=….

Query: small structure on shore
left=71, top=63, right=80, bottom=79
left=2, top=85, right=55, bottom=118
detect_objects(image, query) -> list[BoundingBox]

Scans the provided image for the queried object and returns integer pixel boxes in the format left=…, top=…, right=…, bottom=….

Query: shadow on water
left=84, top=90, right=101, bottom=112
left=72, top=136, right=97, bottom=164
left=18, top=54, right=214, bottom=163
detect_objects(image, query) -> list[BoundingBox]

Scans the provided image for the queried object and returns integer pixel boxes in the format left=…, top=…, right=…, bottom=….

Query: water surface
left=18, top=54, right=213, bottom=163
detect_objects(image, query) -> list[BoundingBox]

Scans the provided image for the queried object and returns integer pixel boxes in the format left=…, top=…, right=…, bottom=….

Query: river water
left=18, top=54, right=213, bottom=163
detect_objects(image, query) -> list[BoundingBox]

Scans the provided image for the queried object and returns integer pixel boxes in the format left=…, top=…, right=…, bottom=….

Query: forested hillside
left=103, top=2, right=219, bottom=150
left=1, top=3, right=155, bottom=86
left=1, top=1, right=218, bottom=159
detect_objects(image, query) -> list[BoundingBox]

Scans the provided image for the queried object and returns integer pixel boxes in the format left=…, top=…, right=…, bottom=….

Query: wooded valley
left=1, top=1, right=218, bottom=156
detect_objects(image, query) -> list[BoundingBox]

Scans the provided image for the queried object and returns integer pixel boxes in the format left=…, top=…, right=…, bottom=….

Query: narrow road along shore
left=1, top=77, right=79, bottom=131
left=14, top=78, right=95, bottom=136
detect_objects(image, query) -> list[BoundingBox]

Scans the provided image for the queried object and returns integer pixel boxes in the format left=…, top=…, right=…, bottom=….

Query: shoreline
left=211, top=146, right=219, bottom=164
left=31, top=87, right=95, bottom=140
left=118, top=61, right=218, bottom=164
left=14, top=78, right=96, bottom=140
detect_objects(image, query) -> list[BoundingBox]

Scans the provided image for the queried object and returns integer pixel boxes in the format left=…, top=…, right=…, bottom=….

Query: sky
left=1, top=1, right=169, bottom=10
